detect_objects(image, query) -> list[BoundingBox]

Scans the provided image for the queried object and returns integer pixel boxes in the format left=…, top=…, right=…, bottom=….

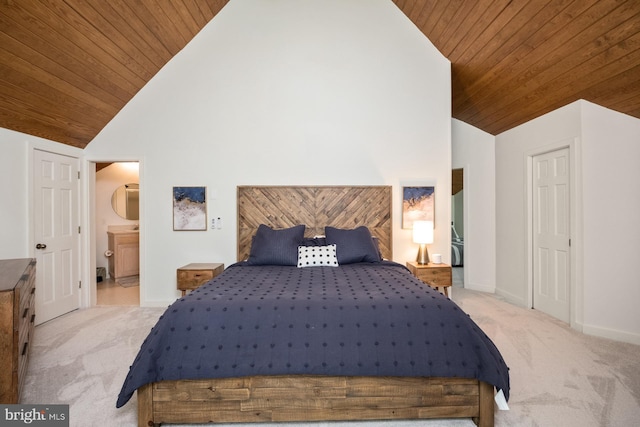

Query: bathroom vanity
left=107, top=230, right=139, bottom=279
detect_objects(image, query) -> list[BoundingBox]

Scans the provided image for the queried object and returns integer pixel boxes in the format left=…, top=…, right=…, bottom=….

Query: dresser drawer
left=177, top=263, right=224, bottom=295
left=177, top=270, right=214, bottom=288
left=415, top=267, right=452, bottom=287
left=0, top=258, right=36, bottom=403
left=406, top=261, right=452, bottom=297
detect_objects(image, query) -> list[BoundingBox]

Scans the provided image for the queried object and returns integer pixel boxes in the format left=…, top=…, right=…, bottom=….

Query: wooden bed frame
left=136, top=186, right=496, bottom=427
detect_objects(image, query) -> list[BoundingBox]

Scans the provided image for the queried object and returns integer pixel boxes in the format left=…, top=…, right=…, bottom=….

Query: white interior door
left=533, top=148, right=570, bottom=323
left=34, top=149, right=80, bottom=325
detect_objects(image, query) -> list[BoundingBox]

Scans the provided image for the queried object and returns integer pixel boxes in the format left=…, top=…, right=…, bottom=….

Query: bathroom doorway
left=95, top=162, right=140, bottom=306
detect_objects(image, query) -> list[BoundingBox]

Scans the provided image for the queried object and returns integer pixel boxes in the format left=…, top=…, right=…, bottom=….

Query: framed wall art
left=173, top=186, right=207, bottom=231
left=402, top=186, right=435, bottom=229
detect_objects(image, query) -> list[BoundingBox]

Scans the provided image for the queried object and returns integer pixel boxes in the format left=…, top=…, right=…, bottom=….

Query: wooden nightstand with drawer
left=177, top=263, right=224, bottom=296
left=406, top=261, right=452, bottom=297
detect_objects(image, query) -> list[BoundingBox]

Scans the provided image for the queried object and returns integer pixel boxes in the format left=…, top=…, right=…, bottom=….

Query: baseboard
left=494, top=287, right=527, bottom=308
left=141, top=299, right=177, bottom=308
left=581, top=323, right=640, bottom=346
left=464, top=282, right=496, bottom=294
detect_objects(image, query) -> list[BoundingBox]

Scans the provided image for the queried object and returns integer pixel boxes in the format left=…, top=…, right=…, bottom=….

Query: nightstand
left=406, top=261, right=452, bottom=297
left=177, top=263, right=224, bottom=296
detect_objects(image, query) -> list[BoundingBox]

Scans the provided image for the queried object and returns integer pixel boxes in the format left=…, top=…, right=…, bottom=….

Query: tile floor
left=96, top=278, right=139, bottom=306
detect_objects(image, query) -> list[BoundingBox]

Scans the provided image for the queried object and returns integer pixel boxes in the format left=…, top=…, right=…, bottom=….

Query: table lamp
left=413, top=220, right=433, bottom=265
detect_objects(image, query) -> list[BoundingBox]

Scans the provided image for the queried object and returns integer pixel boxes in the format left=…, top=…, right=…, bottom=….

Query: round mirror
left=111, top=183, right=139, bottom=220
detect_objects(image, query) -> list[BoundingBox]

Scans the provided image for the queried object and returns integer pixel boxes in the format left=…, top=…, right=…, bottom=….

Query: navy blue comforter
left=117, top=261, right=509, bottom=407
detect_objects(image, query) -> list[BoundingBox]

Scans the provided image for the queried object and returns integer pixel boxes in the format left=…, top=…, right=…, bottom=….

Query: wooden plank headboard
left=237, top=186, right=392, bottom=261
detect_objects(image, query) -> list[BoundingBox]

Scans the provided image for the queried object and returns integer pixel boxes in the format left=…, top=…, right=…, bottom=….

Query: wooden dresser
left=0, top=258, right=36, bottom=403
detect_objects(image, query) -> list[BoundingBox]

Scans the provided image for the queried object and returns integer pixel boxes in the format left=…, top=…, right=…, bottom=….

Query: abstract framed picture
left=173, top=186, right=207, bottom=231
left=402, top=186, right=435, bottom=229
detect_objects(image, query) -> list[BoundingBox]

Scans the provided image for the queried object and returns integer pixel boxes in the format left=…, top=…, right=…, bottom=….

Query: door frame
left=524, top=137, right=583, bottom=331
left=28, top=143, right=83, bottom=313
left=82, top=158, right=144, bottom=307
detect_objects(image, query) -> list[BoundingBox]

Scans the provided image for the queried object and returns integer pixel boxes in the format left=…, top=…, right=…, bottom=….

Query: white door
left=34, top=149, right=80, bottom=324
left=533, top=148, right=570, bottom=323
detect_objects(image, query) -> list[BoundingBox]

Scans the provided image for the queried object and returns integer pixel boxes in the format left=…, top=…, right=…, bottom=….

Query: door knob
left=36, top=243, right=47, bottom=249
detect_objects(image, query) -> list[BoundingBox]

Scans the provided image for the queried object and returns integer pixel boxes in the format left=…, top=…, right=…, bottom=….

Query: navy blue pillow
left=325, top=226, right=382, bottom=264
left=247, top=224, right=305, bottom=266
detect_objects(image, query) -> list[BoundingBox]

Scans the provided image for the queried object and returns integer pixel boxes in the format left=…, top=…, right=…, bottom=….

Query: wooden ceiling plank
left=0, top=42, right=122, bottom=117
left=182, top=1, right=208, bottom=28
left=453, top=1, right=597, bottom=118
left=0, top=8, right=136, bottom=106
left=68, top=1, right=158, bottom=82
left=160, top=1, right=198, bottom=43
left=88, top=0, right=168, bottom=70
left=418, top=0, right=451, bottom=42
left=413, top=0, right=440, bottom=32
left=0, top=63, right=114, bottom=128
left=12, top=0, right=145, bottom=103
left=0, top=103, right=93, bottom=148
left=2, top=3, right=144, bottom=102
left=137, top=1, right=189, bottom=55
left=428, top=0, right=481, bottom=57
left=170, top=2, right=202, bottom=38
left=452, top=0, right=554, bottom=85
left=568, top=60, right=640, bottom=108
left=599, top=68, right=640, bottom=111
left=452, top=0, right=584, bottom=109
left=492, top=63, right=640, bottom=135
left=443, top=0, right=513, bottom=63
left=478, top=7, right=640, bottom=131
left=203, top=0, right=229, bottom=19
left=451, top=0, right=532, bottom=67
left=483, top=40, right=640, bottom=134
left=456, top=0, right=639, bottom=124
left=108, top=1, right=174, bottom=64
left=399, top=0, right=422, bottom=24
left=428, top=0, right=470, bottom=50
left=196, top=0, right=217, bottom=22
left=38, top=0, right=148, bottom=89
left=0, top=89, right=104, bottom=139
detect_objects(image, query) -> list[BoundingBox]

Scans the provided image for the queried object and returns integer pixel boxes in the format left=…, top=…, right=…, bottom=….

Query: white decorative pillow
left=297, top=244, right=339, bottom=267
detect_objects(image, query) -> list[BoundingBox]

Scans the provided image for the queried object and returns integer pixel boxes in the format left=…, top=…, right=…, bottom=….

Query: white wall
left=84, top=0, right=452, bottom=306
left=0, top=130, right=29, bottom=259
left=495, top=102, right=582, bottom=306
left=580, top=102, right=640, bottom=343
left=452, top=119, right=496, bottom=292
left=0, top=128, right=82, bottom=260
left=496, top=100, right=640, bottom=345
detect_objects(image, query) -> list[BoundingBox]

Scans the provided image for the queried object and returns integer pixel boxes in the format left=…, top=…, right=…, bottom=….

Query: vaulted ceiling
left=1, top=0, right=639, bottom=149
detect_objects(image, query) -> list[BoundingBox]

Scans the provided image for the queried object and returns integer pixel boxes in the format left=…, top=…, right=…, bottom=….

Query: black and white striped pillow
left=297, top=244, right=339, bottom=267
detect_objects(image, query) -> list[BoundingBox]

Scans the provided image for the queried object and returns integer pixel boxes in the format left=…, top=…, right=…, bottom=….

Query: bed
left=117, top=186, right=509, bottom=427
left=451, top=224, right=464, bottom=267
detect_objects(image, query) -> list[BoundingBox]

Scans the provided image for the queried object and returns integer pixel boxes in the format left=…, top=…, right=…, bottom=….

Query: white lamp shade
left=412, top=220, right=434, bottom=244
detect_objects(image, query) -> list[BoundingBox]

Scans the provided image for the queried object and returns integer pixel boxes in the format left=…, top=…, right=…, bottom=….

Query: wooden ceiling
left=1, top=0, right=639, bottom=149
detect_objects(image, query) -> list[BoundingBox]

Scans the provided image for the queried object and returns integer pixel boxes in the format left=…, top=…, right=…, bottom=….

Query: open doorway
left=451, top=168, right=464, bottom=287
left=95, top=162, right=140, bottom=306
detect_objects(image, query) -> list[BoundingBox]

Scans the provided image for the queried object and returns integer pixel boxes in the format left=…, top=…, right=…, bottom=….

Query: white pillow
left=297, top=244, right=339, bottom=267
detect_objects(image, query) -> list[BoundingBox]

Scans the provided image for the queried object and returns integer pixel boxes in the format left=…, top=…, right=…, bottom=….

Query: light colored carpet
left=21, top=287, right=640, bottom=427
